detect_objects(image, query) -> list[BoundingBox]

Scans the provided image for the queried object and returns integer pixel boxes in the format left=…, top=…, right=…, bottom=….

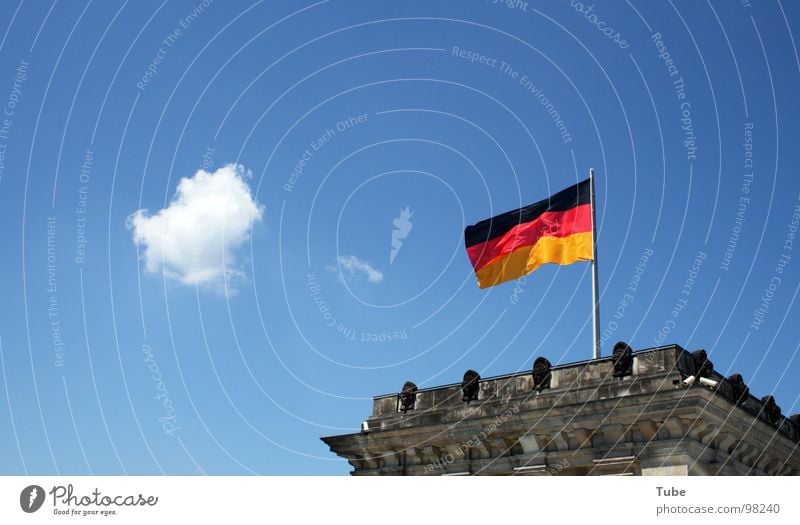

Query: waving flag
left=464, top=179, right=593, bottom=288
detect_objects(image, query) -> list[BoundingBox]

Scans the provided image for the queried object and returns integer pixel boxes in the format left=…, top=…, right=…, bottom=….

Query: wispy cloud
left=127, top=164, right=263, bottom=289
left=334, top=255, right=383, bottom=283
left=390, top=206, right=413, bottom=264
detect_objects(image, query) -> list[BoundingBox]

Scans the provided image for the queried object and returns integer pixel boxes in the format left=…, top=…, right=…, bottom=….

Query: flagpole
left=589, top=168, right=601, bottom=359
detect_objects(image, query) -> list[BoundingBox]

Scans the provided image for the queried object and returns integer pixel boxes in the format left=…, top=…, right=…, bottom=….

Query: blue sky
left=0, top=0, right=799, bottom=475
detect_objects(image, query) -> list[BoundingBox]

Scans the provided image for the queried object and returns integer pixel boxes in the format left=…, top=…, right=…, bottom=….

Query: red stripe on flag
left=466, top=203, right=592, bottom=271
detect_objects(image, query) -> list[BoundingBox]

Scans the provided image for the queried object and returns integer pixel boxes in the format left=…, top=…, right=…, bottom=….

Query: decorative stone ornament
left=611, top=342, right=633, bottom=378
left=532, top=357, right=552, bottom=391
left=692, top=349, right=714, bottom=378
left=761, top=395, right=782, bottom=426
left=399, top=381, right=418, bottom=413
left=727, top=373, right=749, bottom=405
left=790, top=414, right=800, bottom=442
left=461, top=370, right=480, bottom=403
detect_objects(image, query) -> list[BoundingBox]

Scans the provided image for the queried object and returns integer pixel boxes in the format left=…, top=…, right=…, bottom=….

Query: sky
left=0, top=0, right=799, bottom=475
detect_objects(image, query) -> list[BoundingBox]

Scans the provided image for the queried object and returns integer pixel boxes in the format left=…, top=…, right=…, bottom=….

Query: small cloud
left=127, top=164, right=264, bottom=288
left=333, top=255, right=383, bottom=283
left=390, top=206, right=413, bottom=264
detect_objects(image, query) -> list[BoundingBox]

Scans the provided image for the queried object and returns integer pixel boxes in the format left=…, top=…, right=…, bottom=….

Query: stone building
left=322, top=344, right=800, bottom=475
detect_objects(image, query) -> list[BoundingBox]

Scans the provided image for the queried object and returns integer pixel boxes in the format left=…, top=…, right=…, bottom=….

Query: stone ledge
left=322, top=343, right=800, bottom=475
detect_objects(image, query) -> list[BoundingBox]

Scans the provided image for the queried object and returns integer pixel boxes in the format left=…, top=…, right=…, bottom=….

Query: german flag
left=465, top=179, right=593, bottom=288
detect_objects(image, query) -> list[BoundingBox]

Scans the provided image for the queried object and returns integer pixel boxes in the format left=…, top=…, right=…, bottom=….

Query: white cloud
left=128, top=164, right=263, bottom=288
left=335, top=255, right=383, bottom=283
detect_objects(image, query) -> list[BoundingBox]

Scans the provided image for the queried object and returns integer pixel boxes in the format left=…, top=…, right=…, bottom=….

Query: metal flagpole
left=589, top=168, right=601, bottom=359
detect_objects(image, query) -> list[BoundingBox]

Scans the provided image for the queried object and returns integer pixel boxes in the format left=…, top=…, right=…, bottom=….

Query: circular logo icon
left=20, top=485, right=45, bottom=513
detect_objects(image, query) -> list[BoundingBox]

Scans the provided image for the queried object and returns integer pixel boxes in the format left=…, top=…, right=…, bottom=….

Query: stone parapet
left=322, top=344, right=800, bottom=475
